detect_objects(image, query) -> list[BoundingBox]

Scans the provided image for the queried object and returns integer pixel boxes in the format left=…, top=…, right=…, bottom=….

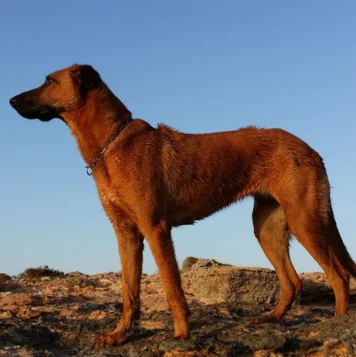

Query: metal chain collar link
left=85, top=120, right=129, bottom=175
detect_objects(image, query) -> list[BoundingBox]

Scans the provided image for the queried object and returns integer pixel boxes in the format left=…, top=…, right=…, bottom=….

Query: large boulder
left=181, top=258, right=280, bottom=304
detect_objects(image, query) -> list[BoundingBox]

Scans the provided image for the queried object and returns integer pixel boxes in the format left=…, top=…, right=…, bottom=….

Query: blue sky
left=1, top=1, right=356, bottom=276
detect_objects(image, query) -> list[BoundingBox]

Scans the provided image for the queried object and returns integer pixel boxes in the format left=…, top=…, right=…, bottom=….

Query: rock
left=15, top=307, right=41, bottom=319
left=0, top=294, right=43, bottom=307
left=99, top=278, right=112, bottom=286
left=181, top=257, right=199, bottom=272
left=0, top=258, right=355, bottom=356
left=59, top=306, right=80, bottom=319
left=0, top=311, right=13, bottom=319
left=88, top=310, right=107, bottom=320
left=182, top=259, right=280, bottom=304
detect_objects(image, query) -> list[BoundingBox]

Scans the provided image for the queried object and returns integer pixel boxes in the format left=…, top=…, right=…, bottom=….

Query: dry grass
left=19, top=265, right=65, bottom=280
left=0, top=273, right=11, bottom=282
left=0, top=273, right=19, bottom=292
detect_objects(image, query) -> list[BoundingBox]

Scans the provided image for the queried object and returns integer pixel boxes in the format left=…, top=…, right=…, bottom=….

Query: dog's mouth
left=17, top=108, right=56, bottom=121
left=10, top=94, right=61, bottom=122
left=14, top=105, right=59, bottom=122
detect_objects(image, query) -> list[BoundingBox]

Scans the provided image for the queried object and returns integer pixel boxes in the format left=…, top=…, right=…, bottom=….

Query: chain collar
left=85, top=120, right=129, bottom=175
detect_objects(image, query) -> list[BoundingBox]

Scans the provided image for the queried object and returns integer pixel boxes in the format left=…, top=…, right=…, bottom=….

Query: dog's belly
left=168, top=205, right=230, bottom=227
left=167, top=192, right=241, bottom=227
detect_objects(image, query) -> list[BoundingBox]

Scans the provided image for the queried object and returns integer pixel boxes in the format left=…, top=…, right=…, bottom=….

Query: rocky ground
left=0, top=258, right=355, bottom=357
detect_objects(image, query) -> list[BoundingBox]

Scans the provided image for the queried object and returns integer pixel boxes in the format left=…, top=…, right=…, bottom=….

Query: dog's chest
left=97, top=184, right=122, bottom=207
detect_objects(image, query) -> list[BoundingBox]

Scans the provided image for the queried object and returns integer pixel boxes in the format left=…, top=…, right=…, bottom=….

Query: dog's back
left=149, top=125, right=316, bottom=220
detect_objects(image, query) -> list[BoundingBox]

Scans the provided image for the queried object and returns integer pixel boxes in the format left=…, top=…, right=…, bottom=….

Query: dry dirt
left=0, top=258, right=355, bottom=357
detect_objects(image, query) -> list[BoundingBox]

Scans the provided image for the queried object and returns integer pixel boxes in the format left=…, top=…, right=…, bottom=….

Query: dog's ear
left=71, top=64, right=101, bottom=90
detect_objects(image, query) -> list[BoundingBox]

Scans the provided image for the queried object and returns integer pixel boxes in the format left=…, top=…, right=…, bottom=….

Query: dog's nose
left=9, top=97, right=18, bottom=107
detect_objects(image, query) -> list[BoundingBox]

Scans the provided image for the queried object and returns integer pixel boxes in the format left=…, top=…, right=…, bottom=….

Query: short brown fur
left=10, top=64, right=356, bottom=347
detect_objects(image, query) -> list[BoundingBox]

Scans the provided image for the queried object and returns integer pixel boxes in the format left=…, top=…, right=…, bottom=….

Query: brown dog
left=10, top=64, right=356, bottom=347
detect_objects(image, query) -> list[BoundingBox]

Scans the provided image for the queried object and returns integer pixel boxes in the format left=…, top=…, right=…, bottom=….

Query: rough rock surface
left=182, top=259, right=280, bottom=304
left=0, top=258, right=355, bottom=357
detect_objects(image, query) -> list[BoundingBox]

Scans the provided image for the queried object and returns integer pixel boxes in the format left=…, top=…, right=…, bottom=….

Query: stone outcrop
left=0, top=258, right=355, bottom=356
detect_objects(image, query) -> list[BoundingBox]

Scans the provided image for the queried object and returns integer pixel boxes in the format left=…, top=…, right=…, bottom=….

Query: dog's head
left=9, top=64, right=102, bottom=122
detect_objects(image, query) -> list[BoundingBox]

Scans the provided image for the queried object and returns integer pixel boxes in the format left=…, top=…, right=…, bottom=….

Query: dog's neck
left=62, top=85, right=132, bottom=168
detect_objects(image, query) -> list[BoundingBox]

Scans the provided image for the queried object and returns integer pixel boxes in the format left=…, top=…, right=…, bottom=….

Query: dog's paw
left=94, top=331, right=127, bottom=348
left=174, top=332, right=190, bottom=340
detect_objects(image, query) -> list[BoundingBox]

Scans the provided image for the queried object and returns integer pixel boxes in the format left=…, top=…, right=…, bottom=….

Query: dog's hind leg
left=95, top=223, right=144, bottom=348
left=284, top=205, right=350, bottom=317
left=248, top=196, right=302, bottom=324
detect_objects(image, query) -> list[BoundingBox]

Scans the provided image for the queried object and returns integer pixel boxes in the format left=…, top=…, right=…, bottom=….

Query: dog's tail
left=316, top=157, right=356, bottom=277
left=327, top=211, right=356, bottom=277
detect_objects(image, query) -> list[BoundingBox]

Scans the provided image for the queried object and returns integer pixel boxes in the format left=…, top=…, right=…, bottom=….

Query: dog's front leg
left=95, top=223, right=143, bottom=348
left=142, top=221, right=190, bottom=340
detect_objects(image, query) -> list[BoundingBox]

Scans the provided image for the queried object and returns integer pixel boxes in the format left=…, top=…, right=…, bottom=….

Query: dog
left=10, top=64, right=356, bottom=347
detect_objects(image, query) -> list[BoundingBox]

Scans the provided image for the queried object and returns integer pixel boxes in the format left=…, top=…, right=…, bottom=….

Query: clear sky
left=1, top=1, right=356, bottom=276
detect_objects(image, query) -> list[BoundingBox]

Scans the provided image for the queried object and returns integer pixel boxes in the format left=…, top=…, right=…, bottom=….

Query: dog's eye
left=45, top=77, right=54, bottom=86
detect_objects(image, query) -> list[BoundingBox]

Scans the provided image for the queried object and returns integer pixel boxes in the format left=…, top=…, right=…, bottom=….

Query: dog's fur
left=10, top=64, right=356, bottom=347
